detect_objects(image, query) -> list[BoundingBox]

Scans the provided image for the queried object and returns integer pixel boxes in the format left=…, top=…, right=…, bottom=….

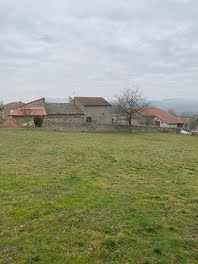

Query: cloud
left=0, top=0, right=198, bottom=102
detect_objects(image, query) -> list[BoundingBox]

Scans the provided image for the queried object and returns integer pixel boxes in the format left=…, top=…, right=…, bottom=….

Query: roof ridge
left=140, top=108, right=184, bottom=124
left=3, top=101, right=23, bottom=107
left=45, top=102, right=69, bottom=104
left=19, top=97, right=45, bottom=108
left=74, top=97, right=111, bottom=106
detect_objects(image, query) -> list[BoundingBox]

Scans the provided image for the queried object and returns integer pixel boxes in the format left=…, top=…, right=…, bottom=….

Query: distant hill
left=151, top=98, right=198, bottom=115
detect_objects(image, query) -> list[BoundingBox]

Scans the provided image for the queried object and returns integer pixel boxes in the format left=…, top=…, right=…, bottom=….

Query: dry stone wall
left=43, top=119, right=162, bottom=133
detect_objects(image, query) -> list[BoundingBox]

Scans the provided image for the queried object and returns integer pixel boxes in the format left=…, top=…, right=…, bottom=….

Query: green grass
left=0, top=129, right=198, bottom=264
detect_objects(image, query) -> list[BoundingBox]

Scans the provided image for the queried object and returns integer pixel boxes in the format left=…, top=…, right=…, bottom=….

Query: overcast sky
left=1, top=0, right=198, bottom=103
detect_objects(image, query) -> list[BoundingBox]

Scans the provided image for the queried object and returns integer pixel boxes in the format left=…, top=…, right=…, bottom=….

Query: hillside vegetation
left=0, top=129, right=197, bottom=264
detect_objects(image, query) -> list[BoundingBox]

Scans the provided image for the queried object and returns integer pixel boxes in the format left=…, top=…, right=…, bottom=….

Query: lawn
left=0, top=129, right=197, bottom=264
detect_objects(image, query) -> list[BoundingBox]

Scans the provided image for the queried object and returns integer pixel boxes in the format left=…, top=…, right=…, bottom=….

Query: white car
left=179, top=129, right=192, bottom=135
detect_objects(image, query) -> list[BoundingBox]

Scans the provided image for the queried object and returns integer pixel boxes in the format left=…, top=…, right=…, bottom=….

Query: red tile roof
left=10, top=108, right=46, bottom=116
left=75, top=97, right=111, bottom=106
left=139, top=108, right=184, bottom=124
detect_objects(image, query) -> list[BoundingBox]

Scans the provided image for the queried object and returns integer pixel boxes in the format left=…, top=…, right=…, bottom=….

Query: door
left=155, top=121, right=160, bottom=127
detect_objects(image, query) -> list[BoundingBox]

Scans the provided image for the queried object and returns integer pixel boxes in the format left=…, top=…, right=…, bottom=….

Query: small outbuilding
left=9, top=98, right=46, bottom=123
left=2, top=102, right=23, bottom=119
left=45, top=102, right=84, bottom=122
left=139, top=108, right=184, bottom=128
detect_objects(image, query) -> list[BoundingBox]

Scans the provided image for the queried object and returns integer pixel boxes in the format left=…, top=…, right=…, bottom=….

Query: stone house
left=1, top=102, right=23, bottom=119
left=9, top=98, right=46, bottom=123
left=0, top=105, right=4, bottom=119
left=139, top=108, right=184, bottom=128
left=9, top=96, right=112, bottom=125
left=45, top=102, right=84, bottom=122
left=74, top=97, right=112, bottom=124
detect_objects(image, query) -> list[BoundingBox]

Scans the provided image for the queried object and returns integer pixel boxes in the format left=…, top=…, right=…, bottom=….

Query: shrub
left=34, top=116, right=44, bottom=127
left=86, top=116, right=92, bottom=123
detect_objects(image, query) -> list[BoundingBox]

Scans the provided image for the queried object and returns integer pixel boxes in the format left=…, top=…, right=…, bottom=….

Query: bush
left=86, top=116, right=92, bottom=123
left=34, top=116, right=44, bottom=127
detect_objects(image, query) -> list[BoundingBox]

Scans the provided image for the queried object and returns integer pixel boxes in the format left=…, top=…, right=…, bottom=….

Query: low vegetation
left=0, top=129, right=197, bottom=264
left=34, top=116, right=44, bottom=127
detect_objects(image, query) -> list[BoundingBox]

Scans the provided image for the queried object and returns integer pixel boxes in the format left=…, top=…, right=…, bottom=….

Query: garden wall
left=43, top=119, right=162, bottom=133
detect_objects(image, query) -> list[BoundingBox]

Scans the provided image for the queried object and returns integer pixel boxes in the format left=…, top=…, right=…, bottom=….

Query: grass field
left=0, top=129, right=197, bottom=264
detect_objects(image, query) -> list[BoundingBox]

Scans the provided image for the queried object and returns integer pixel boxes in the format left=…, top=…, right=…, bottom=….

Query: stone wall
left=46, top=114, right=84, bottom=123
left=160, top=127, right=181, bottom=134
left=12, top=116, right=35, bottom=124
left=43, top=119, right=162, bottom=133
left=0, top=109, right=3, bottom=119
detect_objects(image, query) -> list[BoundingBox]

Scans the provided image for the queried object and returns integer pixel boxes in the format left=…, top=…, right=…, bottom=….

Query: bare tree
left=181, top=112, right=194, bottom=118
left=114, top=87, right=149, bottom=126
left=188, top=114, right=198, bottom=130
left=168, top=108, right=177, bottom=116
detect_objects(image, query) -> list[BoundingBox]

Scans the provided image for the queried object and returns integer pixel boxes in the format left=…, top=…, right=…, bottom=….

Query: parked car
left=179, top=129, right=192, bottom=135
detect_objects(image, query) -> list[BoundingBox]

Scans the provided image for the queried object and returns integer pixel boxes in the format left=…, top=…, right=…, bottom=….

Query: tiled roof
left=18, top=98, right=45, bottom=108
left=45, top=103, right=84, bottom=115
left=75, top=97, right=112, bottom=106
left=10, top=108, right=46, bottom=116
left=139, top=108, right=184, bottom=124
left=3, top=102, right=23, bottom=108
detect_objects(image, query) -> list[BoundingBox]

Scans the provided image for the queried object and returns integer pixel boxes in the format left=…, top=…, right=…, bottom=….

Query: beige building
left=112, top=108, right=185, bottom=128
left=139, top=108, right=184, bottom=128
left=74, top=97, right=112, bottom=124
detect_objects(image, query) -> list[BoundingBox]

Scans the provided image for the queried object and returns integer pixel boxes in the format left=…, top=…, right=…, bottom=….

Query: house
left=0, top=105, right=4, bottom=119
left=2, top=102, right=23, bottom=119
left=9, top=96, right=112, bottom=125
left=45, top=102, right=84, bottom=122
left=139, top=108, right=184, bottom=128
left=9, top=98, right=46, bottom=123
left=74, top=97, right=112, bottom=124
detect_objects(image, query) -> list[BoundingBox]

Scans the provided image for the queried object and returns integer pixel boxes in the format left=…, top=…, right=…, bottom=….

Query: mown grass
left=0, top=129, right=197, bottom=264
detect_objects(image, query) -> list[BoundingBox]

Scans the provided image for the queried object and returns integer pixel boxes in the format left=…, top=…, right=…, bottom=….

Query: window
left=86, top=116, right=92, bottom=123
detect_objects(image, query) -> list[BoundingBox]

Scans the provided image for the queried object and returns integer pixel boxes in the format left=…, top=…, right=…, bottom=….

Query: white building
left=139, top=108, right=184, bottom=128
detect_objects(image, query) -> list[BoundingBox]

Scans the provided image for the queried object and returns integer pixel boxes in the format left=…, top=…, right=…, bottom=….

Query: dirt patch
left=0, top=119, right=20, bottom=128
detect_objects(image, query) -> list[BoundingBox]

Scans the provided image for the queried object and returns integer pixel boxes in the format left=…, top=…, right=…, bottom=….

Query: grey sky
left=1, top=0, right=198, bottom=103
